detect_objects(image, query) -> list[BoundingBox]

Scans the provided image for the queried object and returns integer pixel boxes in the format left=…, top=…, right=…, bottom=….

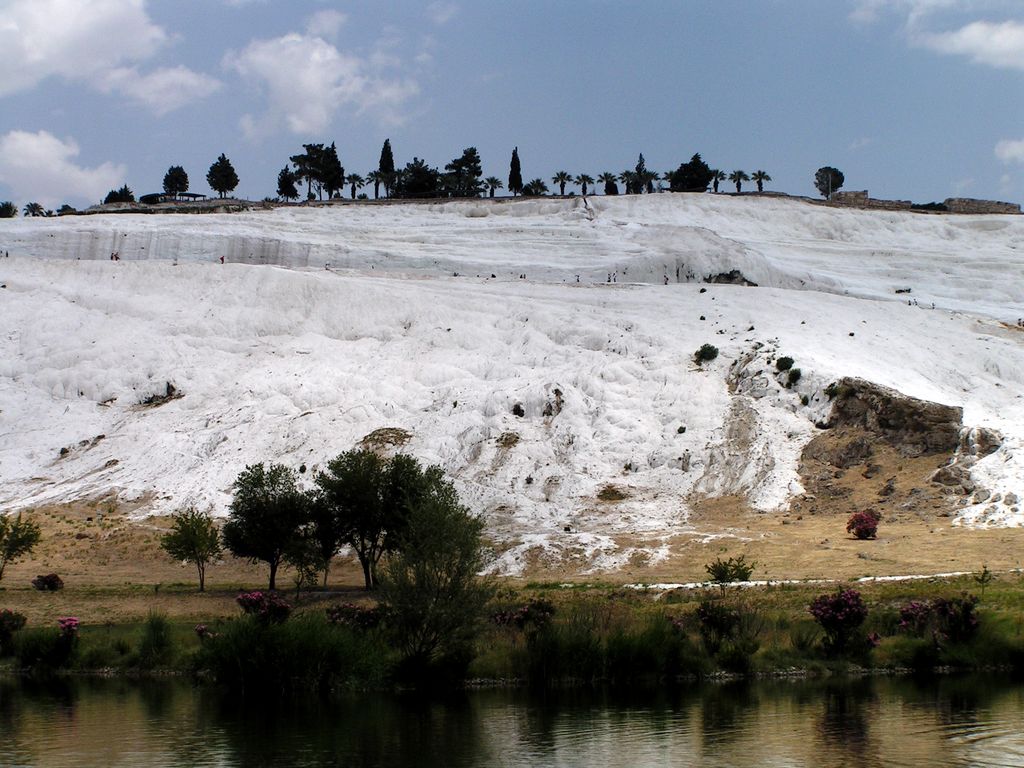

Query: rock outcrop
left=825, top=378, right=962, bottom=456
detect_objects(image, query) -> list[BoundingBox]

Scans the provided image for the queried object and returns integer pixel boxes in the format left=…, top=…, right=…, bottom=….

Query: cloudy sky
left=0, top=0, right=1022, bottom=208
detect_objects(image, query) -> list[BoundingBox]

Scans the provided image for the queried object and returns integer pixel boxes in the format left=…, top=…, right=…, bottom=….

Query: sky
left=0, top=0, right=1022, bottom=209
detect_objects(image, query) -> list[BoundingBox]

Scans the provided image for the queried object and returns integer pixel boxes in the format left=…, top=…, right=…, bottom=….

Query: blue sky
left=1, top=0, right=1022, bottom=208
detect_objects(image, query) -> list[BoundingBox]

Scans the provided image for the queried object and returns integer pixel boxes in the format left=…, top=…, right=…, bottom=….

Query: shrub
left=809, top=588, right=868, bottom=654
left=326, top=603, right=384, bottom=632
left=160, top=506, right=221, bottom=592
left=694, top=344, right=719, bottom=364
left=236, top=591, right=292, bottom=624
left=491, top=598, right=556, bottom=634
left=695, top=600, right=741, bottom=654
left=846, top=510, right=880, bottom=540
left=705, top=555, right=756, bottom=589
left=14, top=617, right=79, bottom=669
left=786, top=368, right=802, bottom=387
left=775, top=356, right=794, bottom=372
left=193, top=612, right=389, bottom=692
left=0, top=609, right=26, bottom=656
left=31, top=573, right=63, bottom=591
left=899, top=594, right=980, bottom=645
left=137, top=613, right=174, bottom=669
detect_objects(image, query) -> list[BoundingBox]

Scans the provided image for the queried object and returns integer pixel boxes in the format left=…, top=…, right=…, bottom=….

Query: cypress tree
left=508, top=147, right=523, bottom=197
left=379, top=138, right=395, bottom=197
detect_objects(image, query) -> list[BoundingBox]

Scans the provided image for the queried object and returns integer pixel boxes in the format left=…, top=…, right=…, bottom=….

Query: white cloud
left=995, top=138, right=1024, bottom=163
left=306, top=10, right=347, bottom=40
left=848, top=137, right=874, bottom=150
left=0, top=130, right=125, bottom=207
left=919, top=19, right=1024, bottom=70
left=426, top=1, right=458, bottom=26
left=99, top=67, right=223, bottom=116
left=224, top=32, right=419, bottom=138
left=0, top=0, right=219, bottom=113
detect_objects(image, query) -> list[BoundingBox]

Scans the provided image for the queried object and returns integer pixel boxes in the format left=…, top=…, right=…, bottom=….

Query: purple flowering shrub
left=326, top=603, right=383, bottom=632
left=898, top=593, right=979, bottom=644
left=846, top=510, right=880, bottom=540
left=490, top=599, right=555, bottom=634
left=194, top=624, right=218, bottom=643
left=809, top=588, right=869, bottom=653
left=236, top=591, right=292, bottom=624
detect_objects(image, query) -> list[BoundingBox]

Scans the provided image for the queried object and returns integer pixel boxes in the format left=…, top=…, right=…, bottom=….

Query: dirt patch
left=597, top=484, right=629, bottom=502
left=136, top=382, right=183, bottom=408
left=358, top=427, right=412, bottom=454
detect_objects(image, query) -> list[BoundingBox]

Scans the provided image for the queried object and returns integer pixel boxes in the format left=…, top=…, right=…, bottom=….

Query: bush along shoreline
left=1, top=573, right=1023, bottom=693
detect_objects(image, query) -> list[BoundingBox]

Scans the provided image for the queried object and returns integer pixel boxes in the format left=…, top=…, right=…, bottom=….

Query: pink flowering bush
left=236, top=591, right=292, bottom=624
left=57, top=617, right=79, bottom=637
left=809, top=588, right=869, bottom=654
left=898, top=593, right=979, bottom=644
left=326, top=603, right=383, bottom=632
left=846, top=510, right=880, bottom=540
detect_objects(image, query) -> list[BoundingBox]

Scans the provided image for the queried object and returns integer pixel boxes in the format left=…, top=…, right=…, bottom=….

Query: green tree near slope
left=711, top=169, right=725, bottom=193
left=222, top=463, right=308, bottom=590
left=162, top=165, right=189, bottom=198
left=575, top=173, right=594, bottom=196
left=0, top=201, right=17, bottom=218
left=484, top=176, right=503, bottom=198
left=508, top=147, right=523, bottom=196
left=160, top=506, right=221, bottom=592
left=0, top=512, right=41, bottom=583
left=22, top=202, right=45, bottom=217
left=729, top=169, right=750, bottom=193
left=814, top=166, right=844, bottom=199
left=551, top=170, right=572, bottom=196
left=598, top=172, right=619, bottom=195
left=379, top=138, right=396, bottom=197
left=321, top=143, right=345, bottom=199
left=379, top=473, right=492, bottom=677
left=277, top=166, right=299, bottom=201
left=751, top=170, right=771, bottom=192
left=207, top=154, right=239, bottom=199
left=346, top=173, right=365, bottom=199
left=669, top=154, right=714, bottom=193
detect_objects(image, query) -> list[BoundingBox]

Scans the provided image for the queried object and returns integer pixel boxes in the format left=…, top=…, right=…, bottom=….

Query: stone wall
left=831, top=190, right=912, bottom=211
left=944, top=197, right=1021, bottom=215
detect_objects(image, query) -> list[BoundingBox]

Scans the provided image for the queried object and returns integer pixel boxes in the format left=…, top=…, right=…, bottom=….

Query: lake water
left=1, top=675, right=1023, bottom=767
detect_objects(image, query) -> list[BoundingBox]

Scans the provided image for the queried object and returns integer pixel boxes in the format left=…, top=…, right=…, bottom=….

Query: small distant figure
left=575, top=274, right=580, bottom=283
left=607, top=273, right=611, bottom=283
left=612, top=271, right=617, bottom=283
left=663, top=274, right=669, bottom=285
left=219, top=255, right=224, bottom=264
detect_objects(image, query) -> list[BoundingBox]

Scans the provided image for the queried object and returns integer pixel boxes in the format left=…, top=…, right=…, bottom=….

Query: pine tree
left=207, top=154, right=239, bottom=199
left=162, top=166, right=189, bottom=198
left=276, top=166, right=299, bottom=201
left=321, top=142, right=345, bottom=199
left=508, top=147, right=523, bottom=197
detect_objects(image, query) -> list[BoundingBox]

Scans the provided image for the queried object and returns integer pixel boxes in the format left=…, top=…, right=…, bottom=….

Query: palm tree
left=619, top=170, right=640, bottom=194
left=728, top=170, right=750, bottom=193
left=346, top=173, right=365, bottom=200
left=522, top=178, right=549, bottom=196
left=23, top=202, right=44, bottom=217
left=640, top=169, right=658, bottom=194
left=751, top=170, right=772, bottom=193
left=484, top=176, right=503, bottom=198
left=711, top=170, right=726, bottom=193
left=574, top=174, right=594, bottom=196
left=551, top=171, right=572, bottom=196
left=366, top=170, right=384, bottom=199
left=598, top=172, right=619, bottom=195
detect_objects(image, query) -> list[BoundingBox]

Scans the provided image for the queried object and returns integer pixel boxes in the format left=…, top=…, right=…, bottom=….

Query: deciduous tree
left=222, top=463, right=308, bottom=590
left=160, top=506, right=221, bottom=592
left=0, top=513, right=41, bottom=583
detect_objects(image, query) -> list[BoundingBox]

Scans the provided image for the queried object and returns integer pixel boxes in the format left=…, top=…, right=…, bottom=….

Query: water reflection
left=0, top=675, right=1023, bottom=767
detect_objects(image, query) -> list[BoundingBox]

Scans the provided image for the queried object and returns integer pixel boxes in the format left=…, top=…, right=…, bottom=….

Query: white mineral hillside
left=1, top=194, right=1022, bottom=573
